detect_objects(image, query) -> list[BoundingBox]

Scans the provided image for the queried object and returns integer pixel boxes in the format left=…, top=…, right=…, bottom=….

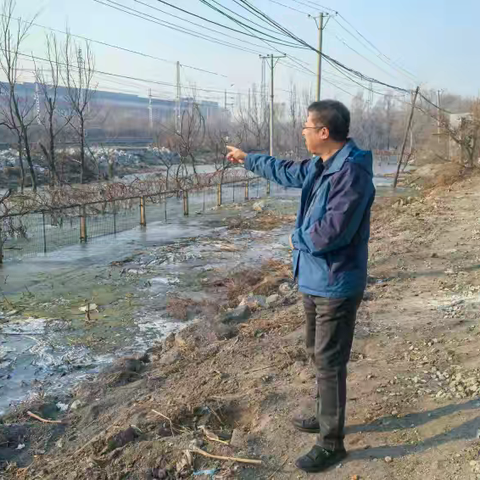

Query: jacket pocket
left=297, top=251, right=329, bottom=292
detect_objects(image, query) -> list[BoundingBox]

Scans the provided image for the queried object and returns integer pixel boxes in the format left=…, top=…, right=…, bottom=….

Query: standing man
left=226, top=100, right=375, bottom=473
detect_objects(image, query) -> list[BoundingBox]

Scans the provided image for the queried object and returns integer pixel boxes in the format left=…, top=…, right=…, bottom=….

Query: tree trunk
left=80, top=116, right=85, bottom=184
left=17, top=137, right=25, bottom=193
left=22, top=128, right=37, bottom=191
left=48, top=100, right=58, bottom=186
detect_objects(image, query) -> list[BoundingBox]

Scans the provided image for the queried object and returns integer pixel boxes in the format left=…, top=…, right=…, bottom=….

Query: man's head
left=302, top=100, right=350, bottom=156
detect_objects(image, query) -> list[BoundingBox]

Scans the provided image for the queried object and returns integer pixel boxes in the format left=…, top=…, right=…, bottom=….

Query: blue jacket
left=245, top=140, right=375, bottom=298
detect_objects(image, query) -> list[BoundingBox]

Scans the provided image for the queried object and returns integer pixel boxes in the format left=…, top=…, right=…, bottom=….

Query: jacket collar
left=321, top=139, right=356, bottom=176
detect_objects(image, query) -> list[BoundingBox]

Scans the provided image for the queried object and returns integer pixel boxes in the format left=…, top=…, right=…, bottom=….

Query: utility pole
left=224, top=89, right=227, bottom=111
left=175, top=61, right=181, bottom=133
left=260, top=53, right=286, bottom=156
left=393, top=86, right=420, bottom=189
left=316, top=13, right=324, bottom=101
left=309, top=13, right=330, bottom=101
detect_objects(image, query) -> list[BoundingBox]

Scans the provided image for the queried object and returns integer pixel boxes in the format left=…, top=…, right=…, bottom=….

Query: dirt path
left=3, top=172, right=480, bottom=480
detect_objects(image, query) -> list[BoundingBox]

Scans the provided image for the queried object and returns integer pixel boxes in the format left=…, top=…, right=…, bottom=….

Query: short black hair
left=308, top=100, right=350, bottom=142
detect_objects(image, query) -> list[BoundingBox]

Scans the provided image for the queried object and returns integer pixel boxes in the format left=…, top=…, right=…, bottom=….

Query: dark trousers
left=303, top=294, right=362, bottom=451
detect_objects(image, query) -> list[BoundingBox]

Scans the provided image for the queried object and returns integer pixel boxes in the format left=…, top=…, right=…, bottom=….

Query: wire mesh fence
left=0, top=177, right=291, bottom=262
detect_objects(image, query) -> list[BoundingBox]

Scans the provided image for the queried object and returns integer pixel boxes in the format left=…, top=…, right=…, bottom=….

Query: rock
left=266, top=294, right=280, bottom=307
left=70, top=400, right=84, bottom=411
left=189, top=438, right=204, bottom=449
left=279, top=282, right=294, bottom=295
left=213, top=323, right=238, bottom=340
left=127, top=269, right=147, bottom=275
left=220, top=305, right=251, bottom=324
left=158, top=347, right=182, bottom=366
left=230, top=429, right=247, bottom=448
left=106, top=426, right=138, bottom=452
left=56, top=402, right=69, bottom=412
left=174, top=333, right=188, bottom=349
left=384, top=456, right=393, bottom=463
left=252, top=201, right=265, bottom=212
left=298, top=370, right=315, bottom=383
left=239, top=295, right=267, bottom=309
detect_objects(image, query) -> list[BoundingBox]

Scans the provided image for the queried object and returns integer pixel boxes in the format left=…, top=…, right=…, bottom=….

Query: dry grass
left=207, top=259, right=292, bottom=307
left=165, top=295, right=220, bottom=321
left=227, top=212, right=296, bottom=231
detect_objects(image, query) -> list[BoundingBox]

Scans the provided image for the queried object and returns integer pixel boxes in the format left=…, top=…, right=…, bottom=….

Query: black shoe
left=292, top=415, right=320, bottom=434
left=295, top=445, right=347, bottom=473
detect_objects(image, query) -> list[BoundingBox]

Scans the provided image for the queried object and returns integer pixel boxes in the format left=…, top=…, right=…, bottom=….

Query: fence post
left=113, top=200, right=117, bottom=234
left=245, top=180, right=249, bottom=201
left=266, top=180, right=271, bottom=196
left=42, top=211, right=47, bottom=254
left=183, top=190, right=189, bottom=216
left=217, top=183, right=222, bottom=207
left=80, top=206, right=87, bottom=243
left=140, top=196, right=147, bottom=227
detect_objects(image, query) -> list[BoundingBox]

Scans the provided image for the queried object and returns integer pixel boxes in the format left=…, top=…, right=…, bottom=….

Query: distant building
left=0, top=82, right=222, bottom=142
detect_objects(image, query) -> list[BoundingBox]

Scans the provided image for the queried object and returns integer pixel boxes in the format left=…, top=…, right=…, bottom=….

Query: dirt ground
left=3, top=170, right=480, bottom=480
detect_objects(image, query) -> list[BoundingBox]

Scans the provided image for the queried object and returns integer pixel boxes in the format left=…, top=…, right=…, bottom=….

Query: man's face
left=302, top=112, right=329, bottom=155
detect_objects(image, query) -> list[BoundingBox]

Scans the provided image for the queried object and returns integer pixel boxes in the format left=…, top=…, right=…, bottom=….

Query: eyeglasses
left=302, top=125, right=327, bottom=131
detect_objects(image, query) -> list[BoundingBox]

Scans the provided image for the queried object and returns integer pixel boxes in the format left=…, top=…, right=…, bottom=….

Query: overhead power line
left=0, top=13, right=227, bottom=78
left=266, top=0, right=310, bottom=15
left=233, top=0, right=425, bottom=98
left=137, top=0, right=306, bottom=48
left=287, top=0, right=336, bottom=14
left=20, top=51, right=295, bottom=102
left=93, top=0, right=266, bottom=55
left=336, top=14, right=417, bottom=80
left=332, top=17, right=416, bottom=83
left=18, top=50, right=246, bottom=96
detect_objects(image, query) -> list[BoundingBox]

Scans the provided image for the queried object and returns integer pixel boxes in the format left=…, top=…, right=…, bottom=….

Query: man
left=226, top=100, right=375, bottom=473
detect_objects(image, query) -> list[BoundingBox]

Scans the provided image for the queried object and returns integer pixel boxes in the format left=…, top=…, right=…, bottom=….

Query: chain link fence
left=0, top=178, right=292, bottom=262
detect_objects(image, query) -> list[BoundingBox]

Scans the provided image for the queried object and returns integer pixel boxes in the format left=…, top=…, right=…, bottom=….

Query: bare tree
left=207, top=124, right=243, bottom=184
left=151, top=131, right=179, bottom=190
left=287, top=84, right=304, bottom=158
left=168, top=102, right=206, bottom=188
left=62, top=32, right=96, bottom=184
left=440, top=100, right=480, bottom=168
left=0, top=0, right=37, bottom=191
left=34, top=33, right=72, bottom=186
left=236, top=85, right=268, bottom=150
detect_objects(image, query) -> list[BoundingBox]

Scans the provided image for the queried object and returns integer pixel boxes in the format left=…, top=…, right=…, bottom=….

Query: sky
left=8, top=0, right=480, bottom=109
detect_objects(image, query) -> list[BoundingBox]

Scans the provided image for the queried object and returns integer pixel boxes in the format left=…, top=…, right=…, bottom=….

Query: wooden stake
left=190, top=448, right=262, bottom=465
left=27, top=411, right=63, bottom=424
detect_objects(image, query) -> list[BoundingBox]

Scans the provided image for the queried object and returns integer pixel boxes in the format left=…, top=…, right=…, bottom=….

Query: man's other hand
left=226, top=145, right=247, bottom=164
